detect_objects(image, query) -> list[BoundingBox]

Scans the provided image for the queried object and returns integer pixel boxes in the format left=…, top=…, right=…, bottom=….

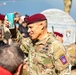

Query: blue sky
left=0, top=0, right=76, bottom=21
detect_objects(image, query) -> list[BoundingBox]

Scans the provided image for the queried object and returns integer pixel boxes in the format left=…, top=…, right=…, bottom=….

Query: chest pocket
left=34, top=43, right=54, bottom=69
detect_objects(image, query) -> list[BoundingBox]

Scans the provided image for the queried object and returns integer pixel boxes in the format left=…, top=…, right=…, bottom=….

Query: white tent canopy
left=41, top=9, right=76, bottom=45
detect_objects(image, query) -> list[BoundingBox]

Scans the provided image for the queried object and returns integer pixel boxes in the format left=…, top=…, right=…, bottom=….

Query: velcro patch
left=59, top=55, right=67, bottom=65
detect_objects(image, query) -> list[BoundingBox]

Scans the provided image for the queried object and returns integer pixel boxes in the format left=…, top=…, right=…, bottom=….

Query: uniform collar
left=35, top=32, right=52, bottom=45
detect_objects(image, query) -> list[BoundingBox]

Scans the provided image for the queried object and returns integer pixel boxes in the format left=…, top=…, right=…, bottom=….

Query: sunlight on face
left=27, top=22, right=42, bottom=40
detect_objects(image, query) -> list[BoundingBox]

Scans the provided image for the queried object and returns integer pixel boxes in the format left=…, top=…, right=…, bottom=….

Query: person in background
left=3, top=15, right=12, bottom=45
left=9, top=12, right=21, bottom=39
left=0, top=14, right=7, bottom=47
left=0, top=43, right=24, bottom=75
left=14, top=12, right=21, bottom=29
left=0, top=14, right=5, bottom=26
left=20, top=13, right=70, bottom=75
left=19, top=15, right=29, bottom=38
left=54, top=31, right=63, bottom=43
left=7, top=12, right=21, bottom=43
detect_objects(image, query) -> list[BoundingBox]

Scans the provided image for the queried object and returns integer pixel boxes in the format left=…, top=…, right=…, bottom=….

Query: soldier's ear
left=39, top=23, right=44, bottom=30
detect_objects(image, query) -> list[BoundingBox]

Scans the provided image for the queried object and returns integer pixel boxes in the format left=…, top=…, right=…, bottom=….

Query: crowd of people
left=0, top=11, right=76, bottom=75
left=0, top=12, right=29, bottom=45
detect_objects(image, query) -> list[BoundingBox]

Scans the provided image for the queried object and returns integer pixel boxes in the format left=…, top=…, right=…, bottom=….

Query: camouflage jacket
left=20, top=33, right=70, bottom=75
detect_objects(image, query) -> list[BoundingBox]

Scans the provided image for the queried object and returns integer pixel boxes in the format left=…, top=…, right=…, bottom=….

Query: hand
left=14, top=64, right=23, bottom=75
left=4, top=20, right=10, bottom=28
left=23, top=58, right=28, bottom=70
left=14, top=58, right=28, bottom=75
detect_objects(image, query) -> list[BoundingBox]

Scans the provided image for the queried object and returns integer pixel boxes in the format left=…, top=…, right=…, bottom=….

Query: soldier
left=4, top=12, right=22, bottom=44
left=0, top=14, right=7, bottom=47
left=3, top=19, right=12, bottom=45
left=54, top=31, right=63, bottom=43
left=20, top=13, right=71, bottom=75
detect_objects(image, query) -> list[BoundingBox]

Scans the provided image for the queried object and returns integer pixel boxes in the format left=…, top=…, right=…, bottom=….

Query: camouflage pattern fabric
left=67, top=43, right=76, bottom=66
left=16, top=29, right=23, bottom=42
left=20, top=37, right=32, bottom=54
left=20, top=33, right=70, bottom=75
left=0, top=24, right=3, bottom=40
left=21, top=69, right=29, bottom=75
left=1, top=24, right=13, bottom=45
left=70, top=69, right=76, bottom=75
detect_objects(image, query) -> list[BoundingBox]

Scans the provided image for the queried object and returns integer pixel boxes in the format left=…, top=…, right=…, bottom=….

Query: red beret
left=0, top=14, right=5, bottom=21
left=26, top=13, right=47, bottom=25
left=54, top=32, right=63, bottom=37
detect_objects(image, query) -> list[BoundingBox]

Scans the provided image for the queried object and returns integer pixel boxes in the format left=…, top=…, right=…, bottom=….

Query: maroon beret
left=26, top=13, right=47, bottom=25
left=54, top=32, right=63, bottom=37
left=0, top=14, right=5, bottom=21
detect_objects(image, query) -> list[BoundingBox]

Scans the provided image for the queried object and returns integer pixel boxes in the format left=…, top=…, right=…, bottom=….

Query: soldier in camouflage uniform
left=20, top=13, right=72, bottom=75
left=0, top=14, right=7, bottom=46
left=54, top=31, right=63, bottom=43
left=66, top=43, right=76, bottom=75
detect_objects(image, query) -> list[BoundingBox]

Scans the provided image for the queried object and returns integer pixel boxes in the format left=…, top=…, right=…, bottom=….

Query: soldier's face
left=27, top=22, right=43, bottom=40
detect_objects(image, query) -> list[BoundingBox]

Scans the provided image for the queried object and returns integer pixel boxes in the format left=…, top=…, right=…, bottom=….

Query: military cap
left=54, top=32, right=63, bottom=37
left=26, top=13, right=47, bottom=25
left=0, top=14, right=5, bottom=21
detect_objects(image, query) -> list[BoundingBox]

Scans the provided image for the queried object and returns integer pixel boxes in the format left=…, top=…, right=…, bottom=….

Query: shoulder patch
left=59, top=55, right=67, bottom=65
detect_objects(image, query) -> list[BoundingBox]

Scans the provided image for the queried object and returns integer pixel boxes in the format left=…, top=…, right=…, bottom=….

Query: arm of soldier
left=20, top=37, right=32, bottom=54
left=14, top=59, right=29, bottom=75
left=51, top=39, right=70, bottom=72
left=16, top=29, right=23, bottom=42
left=20, top=44, right=29, bottom=53
left=20, top=38, right=32, bottom=75
left=4, top=19, right=10, bottom=28
left=3, top=20, right=13, bottom=44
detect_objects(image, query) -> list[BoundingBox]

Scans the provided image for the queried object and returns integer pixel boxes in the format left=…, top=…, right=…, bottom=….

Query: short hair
left=14, top=12, right=21, bottom=18
left=0, top=43, right=24, bottom=74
